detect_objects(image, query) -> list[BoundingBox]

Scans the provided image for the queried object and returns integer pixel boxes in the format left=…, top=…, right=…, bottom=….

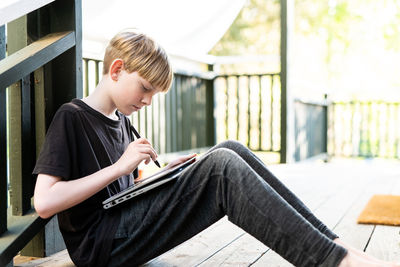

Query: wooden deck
left=15, top=158, right=400, bottom=266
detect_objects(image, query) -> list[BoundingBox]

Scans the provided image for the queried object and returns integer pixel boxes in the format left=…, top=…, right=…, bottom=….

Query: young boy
left=33, top=30, right=399, bottom=267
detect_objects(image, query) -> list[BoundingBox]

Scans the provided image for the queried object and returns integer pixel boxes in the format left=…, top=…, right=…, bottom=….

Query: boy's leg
left=208, top=140, right=338, bottom=240
left=109, top=148, right=346, bottom=267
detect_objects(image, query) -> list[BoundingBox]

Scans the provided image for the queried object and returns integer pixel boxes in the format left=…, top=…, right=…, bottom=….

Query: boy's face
left=112, top=70, right=161, bottom=116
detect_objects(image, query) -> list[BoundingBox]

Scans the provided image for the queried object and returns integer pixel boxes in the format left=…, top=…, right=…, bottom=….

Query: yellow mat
left=357, top=194, right=400, bottom=226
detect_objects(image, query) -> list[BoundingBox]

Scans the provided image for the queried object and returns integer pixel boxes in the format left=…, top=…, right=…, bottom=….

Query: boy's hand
left=116, top=138, right=158, bottom=176
left=165, top=153, right=197, bottom=170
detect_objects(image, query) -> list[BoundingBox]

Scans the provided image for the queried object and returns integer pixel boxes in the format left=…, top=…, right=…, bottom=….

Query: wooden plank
left=34, top=68, right=46, bottom=158
left=365, top=225, right=400, bottom=262
left=0, top=0, right=55, bottom=26
left=143, top=217, right=244, bottom=266
left=0, top=31, right=75, bottom=89
left=16, top=249, right=74, bottom=267
left=365, top=167, right=400, bottom=262
left=0, top=25, right=7, bottom=236
left=198, top=233, right=267, bottom=267
left=7, top=16, right=31, bottom=217
left=333, top=173, right=398, bottom=251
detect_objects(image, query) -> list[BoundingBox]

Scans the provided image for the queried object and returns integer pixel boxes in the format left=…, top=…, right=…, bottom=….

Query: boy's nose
left=141, top=96, right=152, bottom=106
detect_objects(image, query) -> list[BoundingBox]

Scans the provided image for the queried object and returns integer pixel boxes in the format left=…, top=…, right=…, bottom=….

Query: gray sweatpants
left=109, top=140, right=347, bottom=266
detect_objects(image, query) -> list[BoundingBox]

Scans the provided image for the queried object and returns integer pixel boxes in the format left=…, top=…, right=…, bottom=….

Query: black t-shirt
left=33, top=99, right=137, bottom=267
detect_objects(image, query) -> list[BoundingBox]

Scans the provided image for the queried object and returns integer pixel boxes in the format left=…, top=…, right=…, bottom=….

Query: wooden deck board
left=15, top=159, right=400, bottom=266
left=197, top=233, right=266, bottom=267
left=364, top=171, right=400, bottom=262
left=144, top=218, right=245, bottom=266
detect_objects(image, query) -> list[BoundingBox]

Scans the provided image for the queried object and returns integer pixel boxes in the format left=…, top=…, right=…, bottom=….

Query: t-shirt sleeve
left=33, top=109, right=77, bottom=180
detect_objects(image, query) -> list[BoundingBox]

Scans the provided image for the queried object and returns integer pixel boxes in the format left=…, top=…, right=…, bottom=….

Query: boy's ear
left=109, top=59, right=124, bottom=81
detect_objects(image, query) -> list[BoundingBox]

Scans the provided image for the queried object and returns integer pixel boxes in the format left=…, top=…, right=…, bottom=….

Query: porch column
left=280, top=0, right=295, bottom=163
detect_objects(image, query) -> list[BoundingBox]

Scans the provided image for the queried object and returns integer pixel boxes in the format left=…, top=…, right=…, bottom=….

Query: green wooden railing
left=294, top=98, right=328, bottom=161
left=329, top=101, right=400, bottom=159
left=215, top=74, right=281, bottom=154
left=0, top=0, right=82, bottom=265
left=83, top=58, right=282, bottom=158
left=293, top=99, right=400, bottom=160
left=83, top=58, right=217, bottom=155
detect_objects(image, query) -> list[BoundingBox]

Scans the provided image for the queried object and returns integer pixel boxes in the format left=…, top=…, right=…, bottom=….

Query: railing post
left=205, top=64, right=216, bottom=147
left=280, top=0, right=288, bottom=163
left=323, top=94, right=328, bottom=156
left=7, top=16, right=32, bottom=216
left=0, top=25, right=7, bottom=236
left=280, top=0, right=294, bottom=163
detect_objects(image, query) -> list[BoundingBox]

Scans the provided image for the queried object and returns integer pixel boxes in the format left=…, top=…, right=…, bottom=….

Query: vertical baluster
left=359, top=102, right=365, bottom=157
left=184, top=76, right=192, bottom=150
left=236, top=75, right=240, bottom=141
left=322, top=94, right=328, bottom=156
left=201, top=79, right=206, bottom=147
left=385, top=103, right=392, bottom=157
left=21, top=75, right=35, bottom=213
left=157, top=93, right=161, bottom=154
left=270, top=75, right=274, bottom=151
left=396, top=103, right=400, bottom=158
left=165, top=80, right=171, bottom=153
left=225, top=76, right=229, bottom=140
left=327, top=100, right=332, bottom=157
left=151, top=95, right=155, bottom=150
left=247, top=75, right=251, bottom=148
left=7, top=17, right=28, bottom=216
left=172, top=75, right=179, bottom=152
left=205, top=73, right=215, bottom=147
left=258, top=75, right=262, bottom=151
left=144, top=105, right=148, bottom=138
left=0, top=25, right=7, bottom=235
left=378, top=102, right=382, bottom=157
left=94, top=59, right=99, bottom=86
left=367, top=101, right=372, bottom=157
left=83, top=59, right=89, bottom=97
left=349, top=101, right=354, bottom=156
left=190, top=77, right=196, bottom=148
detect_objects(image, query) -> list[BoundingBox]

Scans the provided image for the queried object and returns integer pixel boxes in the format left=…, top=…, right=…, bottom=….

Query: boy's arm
left=34, top=138, right=158, bottom=219
left=34, top=164, right=121, bottom=219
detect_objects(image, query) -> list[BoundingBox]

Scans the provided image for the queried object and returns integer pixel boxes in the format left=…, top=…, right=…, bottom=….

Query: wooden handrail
left=0, top=31, right=75, bottom=89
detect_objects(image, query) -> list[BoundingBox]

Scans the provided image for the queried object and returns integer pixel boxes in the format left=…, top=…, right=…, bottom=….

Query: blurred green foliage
left=210, top=0, right=280, bottom=56
left=211, top=0, right=400, bottom=56
left=210, top=0, right=400, bottom=100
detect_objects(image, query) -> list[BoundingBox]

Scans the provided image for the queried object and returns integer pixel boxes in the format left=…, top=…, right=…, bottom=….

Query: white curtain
left=82, top=0, right=246, bottom=59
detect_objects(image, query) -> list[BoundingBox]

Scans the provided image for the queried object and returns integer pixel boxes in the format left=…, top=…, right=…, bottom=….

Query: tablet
left=102, top=157, right=196, bottom=209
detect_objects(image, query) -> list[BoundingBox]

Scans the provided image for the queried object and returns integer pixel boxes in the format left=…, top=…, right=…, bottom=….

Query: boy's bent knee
left=216, top=140, right=246, bottom=151
left=204, top=148, right=240, bottom=167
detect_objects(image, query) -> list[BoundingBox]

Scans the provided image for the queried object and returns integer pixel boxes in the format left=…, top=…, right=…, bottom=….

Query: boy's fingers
left=137, top=146, right=158, bottom=161
left=134, top=138, right=151, bottom=145
left=133, top=141, right=158, bottom=160
left=140, top=145, right=158, bottom=160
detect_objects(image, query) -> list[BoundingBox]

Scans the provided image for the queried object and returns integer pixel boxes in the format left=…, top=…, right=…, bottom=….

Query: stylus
left=130, top=125, right=161, bottom=168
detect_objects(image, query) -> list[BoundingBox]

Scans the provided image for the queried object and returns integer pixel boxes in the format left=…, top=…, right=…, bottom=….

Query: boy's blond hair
left=103, top=29, right=173, bottom=92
